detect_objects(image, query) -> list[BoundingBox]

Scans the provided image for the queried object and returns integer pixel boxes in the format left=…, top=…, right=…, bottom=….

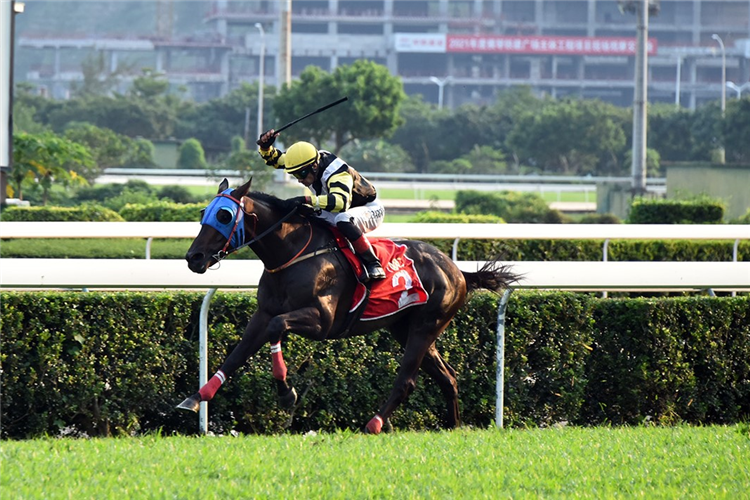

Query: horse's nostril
left=186, top=252, right=204, bottom=263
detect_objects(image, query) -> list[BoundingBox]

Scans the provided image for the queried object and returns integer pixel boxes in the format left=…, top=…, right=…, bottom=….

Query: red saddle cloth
left=330, top=231, right=429, bottom=320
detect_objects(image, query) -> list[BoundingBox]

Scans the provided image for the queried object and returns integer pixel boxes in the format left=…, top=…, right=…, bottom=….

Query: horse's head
left=186, top=178, right=253, bottom=274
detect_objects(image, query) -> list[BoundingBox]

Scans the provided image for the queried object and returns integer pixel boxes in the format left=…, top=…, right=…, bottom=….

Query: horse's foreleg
left=177, top=312, right=271, bottom=413
left=266, top=307, right=325, bottom=407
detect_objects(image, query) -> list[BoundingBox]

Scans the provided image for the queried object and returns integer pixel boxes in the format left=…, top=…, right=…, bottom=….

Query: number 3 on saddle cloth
left=329, top=229, right=429, bottom=321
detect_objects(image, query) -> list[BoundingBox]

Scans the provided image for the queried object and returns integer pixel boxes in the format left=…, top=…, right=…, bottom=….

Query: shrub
left=731, top=208, right=750, bottom=225
left=455, top=190, right=566, bottom=223
left=73, top=180, right=159, bottom=211
left=177, top=138, right=207, bottom=170
left=0, top=205, right=124, bottom=222
left=119, top=201, right=205, bottom=222
left=628, top=198, right=725, bottom=224
left=578, top=213, right=622, bottom=224
left=158, top=185, right=199, bottom=204
left=412, top=211, right=505, bottom=223
left=2, top=291, right=748, bottom=438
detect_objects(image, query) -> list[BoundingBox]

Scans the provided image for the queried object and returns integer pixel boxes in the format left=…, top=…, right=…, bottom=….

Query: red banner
left=446, top=35, right=657, bottom=55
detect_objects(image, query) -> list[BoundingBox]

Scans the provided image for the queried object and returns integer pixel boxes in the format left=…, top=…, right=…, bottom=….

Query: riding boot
left=358, top=246, right=386, bottom=281
left=336, top=220, right=386, bottom=283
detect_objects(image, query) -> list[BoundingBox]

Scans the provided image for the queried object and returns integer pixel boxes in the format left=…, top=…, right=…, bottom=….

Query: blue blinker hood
left=201, top=189, right=245, bottom=249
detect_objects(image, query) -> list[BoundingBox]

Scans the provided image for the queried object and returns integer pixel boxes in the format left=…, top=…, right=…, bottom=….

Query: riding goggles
left=291, top=166, right=313, bottom=180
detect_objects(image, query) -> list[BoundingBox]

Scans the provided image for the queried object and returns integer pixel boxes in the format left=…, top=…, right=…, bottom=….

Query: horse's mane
left=249, top=191, right=328, bottom=227
left=249, top=191, right=293, bottom=213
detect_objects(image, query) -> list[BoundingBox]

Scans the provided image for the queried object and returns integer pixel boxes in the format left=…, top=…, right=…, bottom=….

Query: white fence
left=2, top=222, right=748, bottom=432
left=2, top=259, right=748, bottom=292
left=1, top=221, right=747, bottom=263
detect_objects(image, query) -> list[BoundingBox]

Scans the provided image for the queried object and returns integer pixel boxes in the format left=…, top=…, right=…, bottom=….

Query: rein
left=209, top=197, right=336, bottom=272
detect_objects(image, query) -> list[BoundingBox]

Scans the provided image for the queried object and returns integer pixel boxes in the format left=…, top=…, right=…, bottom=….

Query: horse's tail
left=462, top=259, right=521, bottom=293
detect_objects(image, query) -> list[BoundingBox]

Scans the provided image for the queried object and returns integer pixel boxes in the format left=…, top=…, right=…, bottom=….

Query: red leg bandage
left=270, top=342, right=287, bottom=381
left=198, top=370, right=226, bottom=402
left=366, top=414, right=383, bottom=434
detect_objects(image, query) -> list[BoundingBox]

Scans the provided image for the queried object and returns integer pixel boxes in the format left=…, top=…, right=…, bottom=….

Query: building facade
left=18, top=0, right=750, bottom=109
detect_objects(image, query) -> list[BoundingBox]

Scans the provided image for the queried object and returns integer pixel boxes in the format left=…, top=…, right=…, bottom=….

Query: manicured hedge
left=629, top=198, right=725, bottom=224
left=118, top=201, right=205, bottom=222
left=412, top=211, right=505, bottom=224
left=429, top=238, right=750, bottom=262
left=0, top=205, right=124, bottom=222
left=2, top=291, right=748, bottom=438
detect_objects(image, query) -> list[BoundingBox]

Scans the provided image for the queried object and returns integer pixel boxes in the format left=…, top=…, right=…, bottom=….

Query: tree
left=648, top=103, right=697, bottom=162
left=46, top=95, right=160, bottom=138
left=723, top=96, right=750, bottom=163
left=388, top=95, right=439, bottom=173
left=71, top=52, right=133, bottom=97
left=339, top=139, right=415, bottom=173
left=176, top=82, right=274, bottom=152
left=690, top=102, right=723, bottom=162
left=329, top=60, right=406, bottom=152
left=13, top=83, right=50, bottom=134
left=507, top=98, right=627, bottom=175
left=177, top=138, right=208, bottom=169
left=62, top=122, right=132, bottom=181
left=124, top=138, right=157, bottom=168
left=220, top=135, right=274, bottom=191
left=273, top=61, right=405, bottom=153
left=129, top=68, right=170, bottom=100
left=11, top=132, right=92, bottom=204
left=272, top=65, right=339, bottom=148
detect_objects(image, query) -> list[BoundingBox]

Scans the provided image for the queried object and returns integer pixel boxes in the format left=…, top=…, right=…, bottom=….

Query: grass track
left=3, top=426, right=749, bottom=499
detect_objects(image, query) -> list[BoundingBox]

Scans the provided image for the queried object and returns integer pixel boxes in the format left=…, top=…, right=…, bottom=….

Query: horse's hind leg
left=420, top=345, right=461, bottom=428
left=366, top=331, right=437, bottom=434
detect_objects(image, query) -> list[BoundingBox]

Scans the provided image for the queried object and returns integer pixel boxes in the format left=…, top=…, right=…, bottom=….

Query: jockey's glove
left=290, top=196, right=312, bottom=207
left=290, top=196, right=322, bottom=216
left=257, top=129, right=278, bottom=149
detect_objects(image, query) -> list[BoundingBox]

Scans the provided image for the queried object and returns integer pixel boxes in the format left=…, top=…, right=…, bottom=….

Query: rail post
left=495, top=288, right=513, bottom=429
left=199, top=288, right=217, bottom=434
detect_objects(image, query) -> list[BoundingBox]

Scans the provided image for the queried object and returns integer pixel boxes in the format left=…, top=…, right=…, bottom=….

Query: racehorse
left=177, top=178, right=518, bottom=434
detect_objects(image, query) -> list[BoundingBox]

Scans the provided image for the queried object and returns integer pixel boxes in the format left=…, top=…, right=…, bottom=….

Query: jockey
left=257, top=129, right=386, bottom=282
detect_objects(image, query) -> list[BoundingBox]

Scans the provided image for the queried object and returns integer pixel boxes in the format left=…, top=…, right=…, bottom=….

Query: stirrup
left=366, top=262, right=386, bottom=280
left=358, top=265, right=371, bottom=283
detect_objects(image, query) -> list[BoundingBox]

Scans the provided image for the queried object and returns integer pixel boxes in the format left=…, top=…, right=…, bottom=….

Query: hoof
left=176, top=393, right=201, bottom=413
left=279, top=387, right=298, bottom=409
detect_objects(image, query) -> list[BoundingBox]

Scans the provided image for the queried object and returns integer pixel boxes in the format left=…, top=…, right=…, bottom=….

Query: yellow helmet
left=283, top=142, right=319, bottom=174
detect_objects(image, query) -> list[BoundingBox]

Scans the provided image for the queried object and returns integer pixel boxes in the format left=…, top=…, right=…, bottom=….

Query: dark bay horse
left=177, top=178, right=518, bottom=433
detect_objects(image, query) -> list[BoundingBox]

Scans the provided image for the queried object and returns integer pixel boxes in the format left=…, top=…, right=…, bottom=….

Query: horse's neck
left=249, top=218, right=327, bottom=269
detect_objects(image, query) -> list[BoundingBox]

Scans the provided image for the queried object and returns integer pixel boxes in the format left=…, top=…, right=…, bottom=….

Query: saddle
left=328, top=228, right=430, bottom=323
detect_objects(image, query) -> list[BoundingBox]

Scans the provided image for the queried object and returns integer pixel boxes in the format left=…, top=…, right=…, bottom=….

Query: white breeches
left=316, top=198, right=385, bottom=234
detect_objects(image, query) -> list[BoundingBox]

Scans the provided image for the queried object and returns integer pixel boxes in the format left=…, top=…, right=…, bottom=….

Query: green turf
left=187, top=184, right=595, bottom=203
left=376, top=188, right=594, bottom=203
left=2, top=426, right=748, bottom=498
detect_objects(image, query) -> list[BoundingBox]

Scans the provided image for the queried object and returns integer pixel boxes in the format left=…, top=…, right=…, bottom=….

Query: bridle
left=201, top=191, right=335, bottom=272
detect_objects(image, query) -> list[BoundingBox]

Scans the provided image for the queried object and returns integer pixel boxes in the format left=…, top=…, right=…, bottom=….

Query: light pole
left=726, top=81, right=750, bottom=99
left=712, top=34, right=726, bottom=164
left=712, top=34, right=726, bottom=116
left=255, top=23, right=265, bottom=139
left=429, top=76, right=450, bottom=109
left=1, top=1, right=24, bottom=205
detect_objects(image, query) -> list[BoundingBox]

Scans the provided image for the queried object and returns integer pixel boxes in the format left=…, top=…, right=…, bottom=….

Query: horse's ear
left=233, top=178, right=253, bottom=199
left=218, top=178, right=229, bottom=193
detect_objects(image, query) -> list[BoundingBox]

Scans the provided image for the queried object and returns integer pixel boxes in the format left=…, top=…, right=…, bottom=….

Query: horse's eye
left=216, top=208, right=233, bottom=225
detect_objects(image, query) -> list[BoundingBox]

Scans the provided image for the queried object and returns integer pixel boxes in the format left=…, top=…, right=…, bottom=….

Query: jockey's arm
left=308, top=171, right=353, bottom=213
left=258, top=146, right=284, bottom=169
